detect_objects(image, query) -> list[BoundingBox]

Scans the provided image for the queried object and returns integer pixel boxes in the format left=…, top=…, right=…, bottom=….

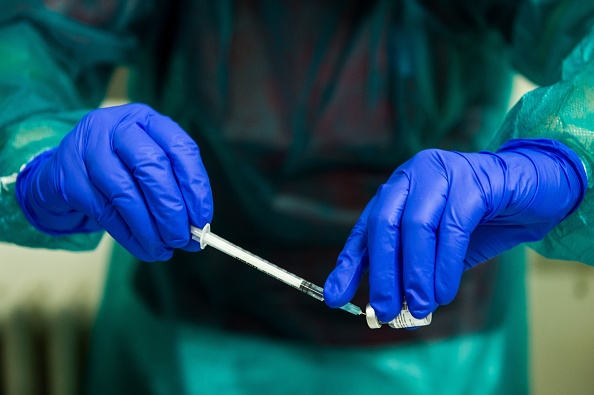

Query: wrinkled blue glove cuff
left=16, top=148, right=100, bottom=236
left=496, top=138, right=588, bottom=218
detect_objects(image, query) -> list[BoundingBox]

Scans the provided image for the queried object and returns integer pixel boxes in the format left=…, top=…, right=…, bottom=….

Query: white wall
left=529, top=252, right=594, bottom=394
left=0, top=236, right=111, bottom=320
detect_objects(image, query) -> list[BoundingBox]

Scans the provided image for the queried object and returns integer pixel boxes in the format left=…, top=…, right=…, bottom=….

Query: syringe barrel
left=191, top=224, right=304, bottom=289
left=190, top=225, right=393, bottom=322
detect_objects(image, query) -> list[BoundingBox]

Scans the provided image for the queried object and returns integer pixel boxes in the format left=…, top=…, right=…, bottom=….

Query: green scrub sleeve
left=0, top=2, right=146, bottom=250
left=489, top=1, right=594, bottom=264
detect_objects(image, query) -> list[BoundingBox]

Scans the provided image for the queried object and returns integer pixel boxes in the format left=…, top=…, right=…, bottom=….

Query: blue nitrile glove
left=16, top=103, right=213, bottom=262
left=324, top=139, right=587, bottom=323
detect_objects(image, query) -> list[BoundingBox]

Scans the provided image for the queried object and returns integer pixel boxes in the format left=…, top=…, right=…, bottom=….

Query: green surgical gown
left=2, top=1, right=594, bottom=394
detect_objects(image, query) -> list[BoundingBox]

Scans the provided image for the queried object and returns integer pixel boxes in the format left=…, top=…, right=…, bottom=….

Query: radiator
left=0, top=282, right=96, bottom=395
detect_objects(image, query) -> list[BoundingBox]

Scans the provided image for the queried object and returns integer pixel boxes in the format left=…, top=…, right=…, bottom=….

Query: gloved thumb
left=324, top=197, right=376, bottom=308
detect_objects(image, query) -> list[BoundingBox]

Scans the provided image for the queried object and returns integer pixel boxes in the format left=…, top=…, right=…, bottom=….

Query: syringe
left=190, top=224, right=365, bottom=316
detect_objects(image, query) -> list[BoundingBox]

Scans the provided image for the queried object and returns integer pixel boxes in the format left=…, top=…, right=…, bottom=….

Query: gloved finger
left=368, top=175, right=409, bottom=323
left=401, top=160, right=448, bottom=319
left=98, top=201, right=173, bottom=262
left=434, top=185, right=484, bottom=305
left=112, top=122, right=190, bottom=248
left=65, top=166, right=170, bottom=262
left=180, top=239, right=203, bottom=252
left=323, top=196, right=376, bottom=308
left=142, top=109, right=213, bottom=228
left=82, top=133, right=172, bottom=259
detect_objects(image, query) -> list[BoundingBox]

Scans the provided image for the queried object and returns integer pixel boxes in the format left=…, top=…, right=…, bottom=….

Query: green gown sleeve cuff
left=491, top=27, right=594, bottom=265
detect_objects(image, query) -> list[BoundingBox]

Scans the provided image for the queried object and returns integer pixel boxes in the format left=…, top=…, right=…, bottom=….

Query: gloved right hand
left=324, top=139, right=586, bottom=323
left=16, top=103, right=213, bottom=261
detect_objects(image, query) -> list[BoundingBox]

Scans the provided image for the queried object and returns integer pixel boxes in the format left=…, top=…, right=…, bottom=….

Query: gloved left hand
left=15, top=103, right=213, bottom=262
left=324, top=139, right=587, bottom=323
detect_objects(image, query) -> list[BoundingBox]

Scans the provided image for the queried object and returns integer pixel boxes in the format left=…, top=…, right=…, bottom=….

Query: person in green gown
left=2, top=1, right=594, bottom=393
